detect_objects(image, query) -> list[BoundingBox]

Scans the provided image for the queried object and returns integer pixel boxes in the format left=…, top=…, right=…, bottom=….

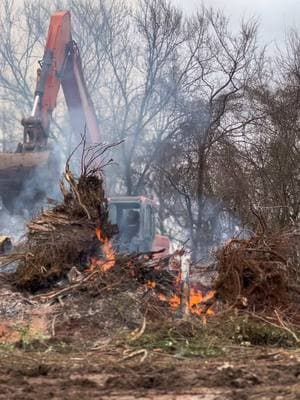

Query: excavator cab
left=108, top=196, right=156, bottom=253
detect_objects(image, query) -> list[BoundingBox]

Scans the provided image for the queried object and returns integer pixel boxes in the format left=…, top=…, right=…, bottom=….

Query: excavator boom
left=61, top=40, right=100, bottom=144
left=22, top=10, right=100, bottom=151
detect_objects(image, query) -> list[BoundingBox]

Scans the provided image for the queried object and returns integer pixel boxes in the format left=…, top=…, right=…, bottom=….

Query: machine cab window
left=108, top=201, right=141, bottom=251
left=108, top=197, right=156, bottom=252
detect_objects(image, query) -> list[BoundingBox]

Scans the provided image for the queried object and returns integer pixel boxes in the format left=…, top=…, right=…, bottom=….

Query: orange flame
left=92, top=227, right=116, bottom=272
left=158, top=287, right=215, bottom=316
left=91, top=229, right=215, bottom=316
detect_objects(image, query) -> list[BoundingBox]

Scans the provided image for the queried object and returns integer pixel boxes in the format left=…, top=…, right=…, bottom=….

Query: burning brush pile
left=0, top=143, right=215, bottom=337
left=13, top=160, right=116, bottom=292
left=0, top=141, right=299, bottom=346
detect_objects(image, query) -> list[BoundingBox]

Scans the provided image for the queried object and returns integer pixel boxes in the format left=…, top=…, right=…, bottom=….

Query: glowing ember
left=146, top=280, right=156, bottom=289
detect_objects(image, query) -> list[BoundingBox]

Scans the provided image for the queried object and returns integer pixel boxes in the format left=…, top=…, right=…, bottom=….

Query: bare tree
left=206, top=30, right=300, bottom=234
left=155, top=8, right=261, bottom=261
left=0, top=0, right=48, bottom=149
left=90, top=0, right=186, bottom=195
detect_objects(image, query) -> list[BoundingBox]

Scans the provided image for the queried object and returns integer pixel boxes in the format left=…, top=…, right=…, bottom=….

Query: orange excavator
left=0, top=11, right=99, bottom=213
left=21, top=11, right=100, bottom=152
left=0, top=10, right=170, bottom=254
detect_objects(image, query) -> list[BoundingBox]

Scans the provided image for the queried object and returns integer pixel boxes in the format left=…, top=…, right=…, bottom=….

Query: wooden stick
left=180, top=261, right=190, bottom=317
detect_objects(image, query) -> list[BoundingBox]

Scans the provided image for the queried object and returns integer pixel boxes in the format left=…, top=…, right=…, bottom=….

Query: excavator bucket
left=0, top=150, right=57, bottom=214
left=0, top=236, right=12, bottom=254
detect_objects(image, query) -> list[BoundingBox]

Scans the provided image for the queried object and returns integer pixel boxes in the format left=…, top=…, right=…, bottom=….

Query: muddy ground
left=0, top=342, right=299, bottom=399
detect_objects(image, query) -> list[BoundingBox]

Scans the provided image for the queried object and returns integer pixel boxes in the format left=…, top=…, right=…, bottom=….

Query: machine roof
left=108, top=196, right=158, bottom=207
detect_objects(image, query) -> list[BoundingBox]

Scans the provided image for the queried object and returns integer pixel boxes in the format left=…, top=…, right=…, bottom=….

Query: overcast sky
left=172, top=0, right=300, bottom=47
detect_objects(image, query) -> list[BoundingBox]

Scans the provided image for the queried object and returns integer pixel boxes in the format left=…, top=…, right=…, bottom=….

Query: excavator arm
left=21, top=10, right=100, bottom=151
left=61, top=40, right=100, bottom=144
left=0, top=10, right=101, bottom=213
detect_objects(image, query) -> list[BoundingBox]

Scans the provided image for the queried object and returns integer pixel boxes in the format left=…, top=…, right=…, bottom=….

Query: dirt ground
left=0, top=278, right=299, bottom=400
left=0, top=343, right=299, bottom=400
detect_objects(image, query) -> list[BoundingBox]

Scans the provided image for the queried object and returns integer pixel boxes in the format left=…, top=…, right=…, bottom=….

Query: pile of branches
left=33, top=251, right=179, bottom=304
left=3, top=139, right=180, bottom=308
left=9, top=140, right=117, bottom=291
left=214, top=228, right=300, bottom=311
